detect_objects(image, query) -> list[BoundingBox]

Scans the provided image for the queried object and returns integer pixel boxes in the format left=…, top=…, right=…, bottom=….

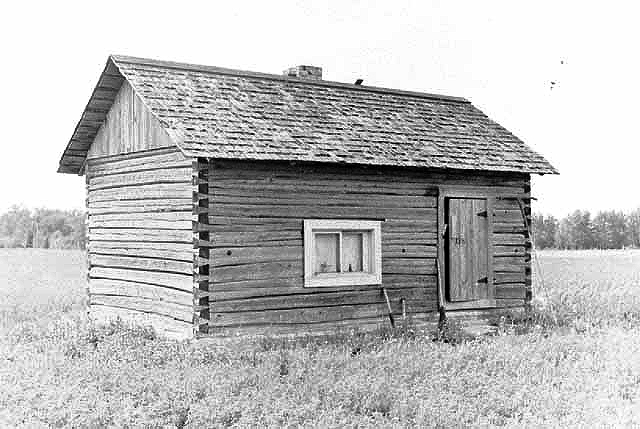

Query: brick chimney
left=283, top=65, right=322, bottom=80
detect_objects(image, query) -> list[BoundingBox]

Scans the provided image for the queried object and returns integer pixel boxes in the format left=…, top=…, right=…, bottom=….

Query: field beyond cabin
left=1, top=249, right=640, bottom=427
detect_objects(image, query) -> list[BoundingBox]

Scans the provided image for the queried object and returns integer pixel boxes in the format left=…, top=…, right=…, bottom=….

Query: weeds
left=2, top=249, right=640, bottom=427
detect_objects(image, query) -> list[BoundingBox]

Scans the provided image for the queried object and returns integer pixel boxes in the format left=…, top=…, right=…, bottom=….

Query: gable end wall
left=85, top=148, right=195, bottom=339
left=87, top=81, right=175, bottom=159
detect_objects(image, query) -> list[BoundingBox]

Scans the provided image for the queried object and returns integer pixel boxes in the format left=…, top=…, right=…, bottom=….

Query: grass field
left=1, top=249, right=640, bottom=427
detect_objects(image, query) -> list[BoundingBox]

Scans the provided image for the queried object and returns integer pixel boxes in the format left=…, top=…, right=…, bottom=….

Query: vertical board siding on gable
left=87, top=81, right=174, bottom=159
left=206, top=160, right=529, bottom=335
left=85, top=148, right=194, bottom=338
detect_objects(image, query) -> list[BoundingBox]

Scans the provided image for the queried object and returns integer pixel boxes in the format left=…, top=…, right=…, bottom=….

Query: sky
left=1, top=1, right=638, bottom=218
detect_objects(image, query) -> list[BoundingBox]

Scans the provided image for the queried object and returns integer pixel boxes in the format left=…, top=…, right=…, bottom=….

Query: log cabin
left=57, top=55, right=557, bottom=340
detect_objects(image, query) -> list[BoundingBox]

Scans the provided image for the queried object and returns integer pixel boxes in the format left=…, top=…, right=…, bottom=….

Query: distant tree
left=559, top=210, right=594, bottom=249
left=627, top=208, right=640, bottom=248
left=0, top=205, right=33, bottom=247
left=0, top=206, right=85, bottom=249
left=532, top=213, right=557, bottom=249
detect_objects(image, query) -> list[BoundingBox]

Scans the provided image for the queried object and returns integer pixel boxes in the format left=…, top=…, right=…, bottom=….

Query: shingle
left=58, top=56, right=557, bottom=175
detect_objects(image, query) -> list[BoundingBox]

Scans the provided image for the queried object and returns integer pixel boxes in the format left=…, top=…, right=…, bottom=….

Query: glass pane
left=342, top=232, right=363, bottom=272
left=314, top=233, right=339, bottom=274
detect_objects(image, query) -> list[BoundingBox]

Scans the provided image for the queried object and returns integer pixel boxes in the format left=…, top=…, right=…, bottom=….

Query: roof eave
left=57, top=56, right=126, bottom=175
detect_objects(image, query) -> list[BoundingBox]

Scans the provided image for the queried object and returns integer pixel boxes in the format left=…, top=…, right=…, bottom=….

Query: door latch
left=477, top=210, right=488, bottom=218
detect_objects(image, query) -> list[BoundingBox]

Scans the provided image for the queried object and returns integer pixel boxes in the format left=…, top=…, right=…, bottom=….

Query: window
left=304, top=220, right=382, bottom=287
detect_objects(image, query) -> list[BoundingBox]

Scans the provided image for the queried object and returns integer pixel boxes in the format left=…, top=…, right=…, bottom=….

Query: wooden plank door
left=447, top=198, right=489, bottom=301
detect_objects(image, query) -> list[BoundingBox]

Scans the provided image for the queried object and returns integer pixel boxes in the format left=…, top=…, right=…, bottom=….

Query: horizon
left=2, top=1, right=638, bottom=218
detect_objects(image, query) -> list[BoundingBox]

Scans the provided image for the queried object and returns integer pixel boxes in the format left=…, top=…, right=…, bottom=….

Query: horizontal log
left=90, top=295, right=193, bottom=322
left=90, top=211, right=193, bottom=223
left=88, top=183, right=192, bottom=203
left=210, top=274, right=436, bottom=299
left=88, top=241, right=193, bottom=261
left=89, top=228, right=193, bottom=243
left=209, top=231, right=302, bottom=247
left=88, top=167, right=192, bottom=190
left=493, top=209, right=525, bottom=223
left=87, top=150, right=190, bottom=176
left=89, top=305, right=193, bottom=340
left=89, top=218, right=192, bottom=230
left=212, top=260, right=302, bottom=283
left=494, top=271, right=526, bottom=284
left=90, top=267, right=192, bottom=291
left=382, top=232, right=438, bottom=245
left=208, top=204, right=435, bottom=220
left=88, top=199, right=192, bottom=215
left=493, top=223, right=528, bottom=234
left=495, top=284, right=526, bottom=299
left=383, top=244, right=437, bottom=258
left=213, top=288, right=434, bottom=313
left=210, top=301, right=437, bottom=327
left=492, top=233, right=526, bottom=246
left=493, top=245, right=526, bottom=257
left=210, top=245, right=301, bottom=267
left=494, top=200, right=519, bottom=211
left=210, top=192, right=437, bottom=209
left=383, top=258, right=437, bottom=275
left=89, top=254, right=193, bottom=275
left=89, top=278, right=193, bottom=306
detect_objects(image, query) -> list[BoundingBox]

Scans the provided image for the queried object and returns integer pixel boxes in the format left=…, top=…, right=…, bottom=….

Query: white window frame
left=304, top=219, right=382, bottom=288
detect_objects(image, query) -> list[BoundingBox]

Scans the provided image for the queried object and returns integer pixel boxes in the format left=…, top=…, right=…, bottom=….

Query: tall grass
left=1, top=249, right=640, bottom=427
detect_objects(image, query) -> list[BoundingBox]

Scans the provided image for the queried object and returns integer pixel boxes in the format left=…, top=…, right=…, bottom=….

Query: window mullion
left=337, top=231, right=342, bottom=273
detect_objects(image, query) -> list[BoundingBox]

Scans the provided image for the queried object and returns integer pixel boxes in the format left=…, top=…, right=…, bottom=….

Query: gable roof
left=58, top=55, right=557, bottom=175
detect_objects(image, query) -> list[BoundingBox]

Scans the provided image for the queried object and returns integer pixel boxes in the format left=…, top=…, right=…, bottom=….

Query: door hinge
left=476, top=276, right=488, bottom=284
left=477, top=210, right=488, bottom=218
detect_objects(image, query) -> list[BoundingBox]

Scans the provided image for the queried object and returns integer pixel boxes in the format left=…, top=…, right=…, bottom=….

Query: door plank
left=448, top=198, right=489, bottom=302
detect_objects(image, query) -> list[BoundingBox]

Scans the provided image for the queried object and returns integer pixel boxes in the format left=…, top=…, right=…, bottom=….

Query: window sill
left=304, top=272, right=382, bottom=288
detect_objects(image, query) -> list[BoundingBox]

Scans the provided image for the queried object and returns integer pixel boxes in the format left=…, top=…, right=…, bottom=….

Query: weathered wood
left=209, top=204, right=435, bottom=220
left=212, top=261, right=302, bottom=283
left=495, top=283, right=526, bottom=299
left=210, top=192, right=437, bottom=208
left=494, top=271, right=526, bottom=284
left=88, top=241, right=193, bottom=261
left=89, top=254, right=193, bottom=274
left=493, top=233, right=526, bottom=246
left=89, top=218, right=192, bottom=230
left=448, top=198, right=489, bottom=302
left=89, top=279, right=193, bottom=306
left=89, top=228, right=192, bottom=243
left=89, top=267, right=192, bottom=291
left=214, top=288, right=431, bottom=313
left=203, top=160, right=530, bottom=333
left=88, top=183, right=192, bottom=203
left=88, top=168, right=192, bottom=190
left=87, top=81, right=176, bottom=159
left=382, top=258, right=437, bottom=275
left=90, top=294, right=192, bottom=322
left=493, top=245, right=526, bottom=257
left=211, top=302, right=429, bottom=327
left=210, top=245, right=301, bottom=267
left=88, top=199, right=192, bottom=215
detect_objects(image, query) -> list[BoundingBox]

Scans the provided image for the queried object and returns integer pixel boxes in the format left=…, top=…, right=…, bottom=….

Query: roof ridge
left=110, top=54, right=471, bottom=104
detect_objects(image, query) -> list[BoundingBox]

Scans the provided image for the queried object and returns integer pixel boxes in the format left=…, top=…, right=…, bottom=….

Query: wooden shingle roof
left=58, top=55, right=557, bottom=175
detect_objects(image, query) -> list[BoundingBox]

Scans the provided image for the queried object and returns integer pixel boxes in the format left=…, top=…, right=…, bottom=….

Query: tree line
left=0, top=206, right=86, bottom=249
left=533, top=209, right=640, bottom=250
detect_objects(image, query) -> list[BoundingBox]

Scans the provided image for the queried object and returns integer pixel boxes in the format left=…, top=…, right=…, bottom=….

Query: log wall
left=206, top=160, right=530, bottom=336
left=86, top=148, right=195, bottom=339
